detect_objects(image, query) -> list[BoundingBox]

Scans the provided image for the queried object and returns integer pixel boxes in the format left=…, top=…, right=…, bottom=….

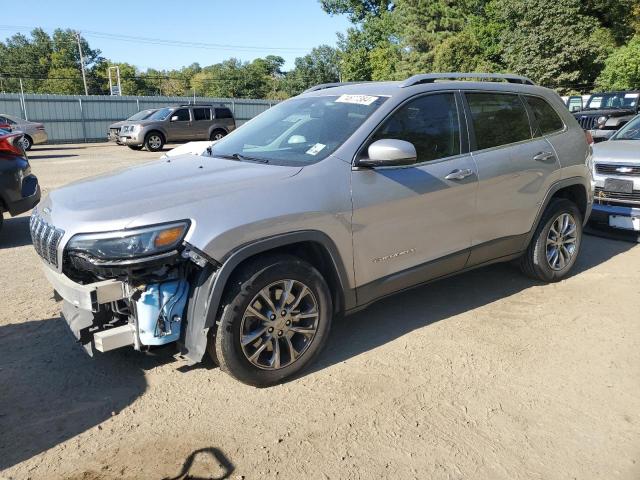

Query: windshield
left=127, top=109, right=155, bottom=121
left=612, top=115, right=640, bottom=140
left=212, top=95, right=387, bottom=165
left=148, top=107, right=173, bottom=121
left=586, top=92, right=639, bottom=110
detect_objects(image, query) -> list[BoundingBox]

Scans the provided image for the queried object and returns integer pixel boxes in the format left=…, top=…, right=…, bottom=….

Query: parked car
left=0, top=114, right=48, bottom=150
left=118, top=104, right=236, bottom=152
left=32, top=73, right=592, bottom=386
left=107, top=109, right=157, bottom=143
left=573, top=91, right=640, bottom=142
left=0, top=129, right=41, bottom=232
left=589, top=114, right=640, bottom=231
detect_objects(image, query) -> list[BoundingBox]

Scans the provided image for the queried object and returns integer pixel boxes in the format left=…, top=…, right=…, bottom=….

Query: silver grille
left=595, top=164, right=640, bottom=177
left=29, top=213, right=64, bottom=268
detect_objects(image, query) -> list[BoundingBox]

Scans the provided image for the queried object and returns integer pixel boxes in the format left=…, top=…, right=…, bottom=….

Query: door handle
left=445, top=168, right=474, bottom=181
left=533, top=151, right=555, bottom=162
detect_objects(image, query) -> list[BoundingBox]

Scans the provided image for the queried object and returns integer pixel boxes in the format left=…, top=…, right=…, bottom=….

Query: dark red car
left=0, top=129, right=40, bottom=232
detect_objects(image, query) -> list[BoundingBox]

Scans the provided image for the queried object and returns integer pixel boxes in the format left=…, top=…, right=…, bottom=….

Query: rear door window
left=193, top=108, right=211, bottom=121
left=466, top=92, right=532, bottom=150
left=525, top=96, right=564, bottom=136
left=371, top=93, right=461, bottom=163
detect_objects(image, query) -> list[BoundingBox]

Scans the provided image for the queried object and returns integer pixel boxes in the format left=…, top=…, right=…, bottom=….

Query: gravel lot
left=1, top=143, right=639, bottom=480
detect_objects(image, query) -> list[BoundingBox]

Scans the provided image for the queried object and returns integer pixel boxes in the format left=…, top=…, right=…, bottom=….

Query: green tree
left=596, top=35, right=640, bottom=90
left=582, top=0, right=639, bottom=45
left=395, top=0, right=475, bottom=75
left=488, top=0, right=614, bottom=91
left=283, top=45, right=341, bottom=95
left=320, top=0, right=394, bottom=22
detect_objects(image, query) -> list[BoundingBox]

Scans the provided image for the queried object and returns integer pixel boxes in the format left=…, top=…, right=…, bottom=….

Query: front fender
left=179, top=230, right=354, bottom=364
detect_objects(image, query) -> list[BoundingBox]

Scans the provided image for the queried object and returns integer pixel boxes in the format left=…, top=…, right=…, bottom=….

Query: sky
left=0, top=0, right=352, bottom=71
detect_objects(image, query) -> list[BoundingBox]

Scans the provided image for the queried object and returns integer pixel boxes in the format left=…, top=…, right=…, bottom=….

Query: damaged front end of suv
left=31, top=210, right=213, bottom=358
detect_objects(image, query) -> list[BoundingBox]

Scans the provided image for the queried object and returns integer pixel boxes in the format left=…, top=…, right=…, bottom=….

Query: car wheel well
left=145, top=130, right=165, bottom=142
left=551, top=184, right=587, bottom=220
left=210, top=128, right=227, bottom=139
left=228, top=241, right=345, bottom=314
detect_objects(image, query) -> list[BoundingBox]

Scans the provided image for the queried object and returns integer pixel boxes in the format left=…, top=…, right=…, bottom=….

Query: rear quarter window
left=525, top=96, right=564, bottom=135
left=466, top=92, right=532, bottom=150
left=215, top=108, right=233, bottom=119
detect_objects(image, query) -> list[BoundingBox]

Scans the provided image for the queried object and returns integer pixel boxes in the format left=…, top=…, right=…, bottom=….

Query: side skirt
left=348, top=234, right=528, bottom=316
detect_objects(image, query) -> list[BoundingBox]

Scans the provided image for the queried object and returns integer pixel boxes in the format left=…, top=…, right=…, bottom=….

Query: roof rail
left=302, top=82, right=367, bottom=94
left=399, top=73, right=535, bottom=88
left=174, top=103, right=228, bottom=108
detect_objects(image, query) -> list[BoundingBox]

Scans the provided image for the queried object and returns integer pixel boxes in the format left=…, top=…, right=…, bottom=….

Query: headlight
left=67, top=221, right=189, bottom=260
left=597, top=116, right=608, bottom=127
left=131, top=124, right=141, bottom=133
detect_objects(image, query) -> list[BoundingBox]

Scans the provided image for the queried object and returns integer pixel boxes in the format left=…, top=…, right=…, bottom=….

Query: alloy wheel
left=240, top=279, right=319, bottom=370
left=546, top=213, right=578, bottom=270
left=148, top=135, right=162, bottom=149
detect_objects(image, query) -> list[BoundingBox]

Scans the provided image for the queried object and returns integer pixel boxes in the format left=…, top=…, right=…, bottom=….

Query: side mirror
left=170, top=115, right=179, bottom=122
left=357, top=139, right=417, bottom=168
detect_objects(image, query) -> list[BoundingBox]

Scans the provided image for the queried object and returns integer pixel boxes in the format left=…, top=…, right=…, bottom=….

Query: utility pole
left=75, top=31, right=89, bottom=95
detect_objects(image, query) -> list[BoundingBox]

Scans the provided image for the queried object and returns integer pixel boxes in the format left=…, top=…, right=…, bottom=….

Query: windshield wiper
left=215, top=153, right=270, bottom=164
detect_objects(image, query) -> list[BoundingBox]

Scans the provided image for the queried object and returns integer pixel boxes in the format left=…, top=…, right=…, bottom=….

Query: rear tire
left=144, top=132, right=165, bottom=152
left=212, top=254, right=332, bottom=387
left=20, top=135, right=33, bottom=151
left=210, top=129, right=226, bottom=141
left=127, top=145, right=143, bottom=151
left=0, top=210, right=3, bottom=233
left=519, top=198, right=582, bottom=282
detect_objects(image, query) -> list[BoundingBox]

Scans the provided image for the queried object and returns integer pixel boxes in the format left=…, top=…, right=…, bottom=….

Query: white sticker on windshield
left=335, top=94, right=379, bottom=106
left=625, top=93, right=639, bottom=99
left=306, top=143, right=326, bottom=156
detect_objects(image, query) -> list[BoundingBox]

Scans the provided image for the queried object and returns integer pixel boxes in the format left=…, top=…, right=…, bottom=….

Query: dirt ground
left=1, top=143, right=639, bottom=480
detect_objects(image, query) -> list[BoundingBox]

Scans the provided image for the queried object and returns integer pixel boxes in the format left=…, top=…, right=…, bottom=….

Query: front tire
left=144, top=132, right=165, bottom=152
left=213, top=255, right=332, bottom=387
left=520, top=198, right=582, bottom=282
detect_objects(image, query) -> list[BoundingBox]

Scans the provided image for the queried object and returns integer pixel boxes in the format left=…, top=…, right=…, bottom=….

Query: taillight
left=36, top=125, right=45, bottom=131
left=585, top=130, right=594, bottom=145
left=0, top=134, right=25, bottom=156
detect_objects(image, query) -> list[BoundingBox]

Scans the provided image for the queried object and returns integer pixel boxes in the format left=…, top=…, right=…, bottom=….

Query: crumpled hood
left=45, top=154, right=302, bottom=231
left=593, top=140, right=640, bottom=162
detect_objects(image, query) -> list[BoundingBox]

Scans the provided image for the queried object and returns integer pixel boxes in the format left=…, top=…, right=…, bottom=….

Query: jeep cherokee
left=31, top=73, right=593, bottom=386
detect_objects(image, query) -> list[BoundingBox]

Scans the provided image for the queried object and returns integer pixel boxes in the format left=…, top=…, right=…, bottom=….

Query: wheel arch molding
left=526, top=177, right=591, bottom=247
left=179, top=230, right=354, bottom=364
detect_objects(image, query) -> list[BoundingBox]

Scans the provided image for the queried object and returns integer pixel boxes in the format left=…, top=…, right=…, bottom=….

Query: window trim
left=352, top=90, right=467, bottom=169
left=521, top=94, right=567, bottom=138
left=461, top=90, right=539, bottom=154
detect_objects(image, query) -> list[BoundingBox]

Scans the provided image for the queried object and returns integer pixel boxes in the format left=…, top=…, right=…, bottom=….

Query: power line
left=0, top=24, right=314, bottom=53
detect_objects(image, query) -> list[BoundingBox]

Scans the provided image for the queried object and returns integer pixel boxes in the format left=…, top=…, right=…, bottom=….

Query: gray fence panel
left=0, top=93, right=275, bottom=143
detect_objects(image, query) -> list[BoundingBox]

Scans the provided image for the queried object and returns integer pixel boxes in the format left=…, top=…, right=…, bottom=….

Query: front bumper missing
left=47, top=267, right=137, bottom=354
left=43, top=266, right=129, bottom=312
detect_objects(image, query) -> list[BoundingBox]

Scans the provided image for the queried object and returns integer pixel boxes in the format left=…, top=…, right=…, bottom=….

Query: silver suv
left=31, top=73, right=593, bottom=386
left=119, top=104, right=236, bottom=151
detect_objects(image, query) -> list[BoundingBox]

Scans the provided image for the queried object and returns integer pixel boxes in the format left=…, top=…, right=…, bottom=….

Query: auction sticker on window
left=335, top=94, right=379, bottom=106
left=306, top=143, right=326, bottom=156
